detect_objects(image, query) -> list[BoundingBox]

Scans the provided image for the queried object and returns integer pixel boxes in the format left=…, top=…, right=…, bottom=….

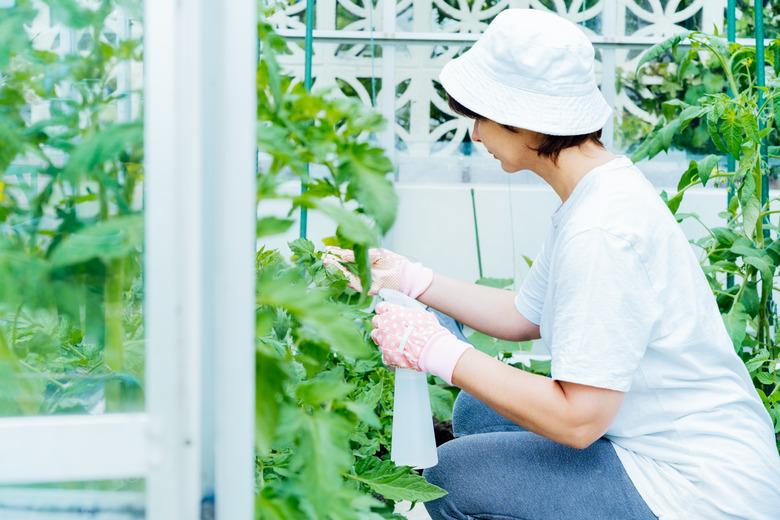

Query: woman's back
left=540, top=156, right=780, bottom=518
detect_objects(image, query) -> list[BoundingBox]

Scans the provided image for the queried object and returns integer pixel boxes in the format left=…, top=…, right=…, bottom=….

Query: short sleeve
left=549, top=229, right=659, bottom=392
left=515, top=241, right=550, bottom=326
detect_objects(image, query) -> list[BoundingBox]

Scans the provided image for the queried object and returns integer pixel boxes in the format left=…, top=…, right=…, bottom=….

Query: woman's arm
left=451, top=349, right=625, bottom=449
left=417, top=272, right=540, bottom=342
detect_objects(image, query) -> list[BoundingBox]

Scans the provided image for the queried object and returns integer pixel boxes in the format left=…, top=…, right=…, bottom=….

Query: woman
left=325, top=9, right=780, bottom=520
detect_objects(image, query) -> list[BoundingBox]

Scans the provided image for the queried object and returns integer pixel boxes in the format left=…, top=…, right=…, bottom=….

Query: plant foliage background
left=1, top=1, right=779, bottom=519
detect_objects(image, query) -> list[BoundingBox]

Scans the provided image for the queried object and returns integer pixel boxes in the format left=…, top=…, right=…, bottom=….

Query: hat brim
left=439, top=49, right=613, bottom=136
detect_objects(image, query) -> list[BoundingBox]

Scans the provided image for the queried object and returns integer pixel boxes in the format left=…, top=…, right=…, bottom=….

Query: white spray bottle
left=377, top=288, right=438, bottom=469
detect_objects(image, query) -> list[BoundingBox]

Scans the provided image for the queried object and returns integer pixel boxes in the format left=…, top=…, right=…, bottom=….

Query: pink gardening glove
left=370, top=302, right=473, bottom=385
left=322, top=246, right=433, bottom=299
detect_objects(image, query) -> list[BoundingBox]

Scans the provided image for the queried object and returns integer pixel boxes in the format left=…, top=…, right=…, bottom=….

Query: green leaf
left=712, top=227, right=738, bottom=248
left=720, top=107, right=743, bottom=158
left=666, top=191, right=685, bottom=215
left=636, top=32, right=690, bottom=74
left=428, top=383, right=455, bottom=422
left=739, top=281, right=760, bottom=317
left=739, top=171, right=760, bottom=239
left=467, top=330, right=527, bottom=357
left=633, top=113, right=694, bottom=162
left=291, top=411, right=357, bottom=517
left=343, top=400, right=381, bottom=428
left=256, top=348, right=288, bottom=455
left=356, top=379, right=384, bottom=407
left=707, top=103, right=729, bottom=154
left=743, top=255, right=774, bottom=283
left=742, top=197, right=761, bottom=239
left=745, top=350, right=770, bottom=373
left=351, top=457, right=447, bottom=502
left=49, top=215, right=143, bottom=268
left=257, top=216, right=295, bottom=238
left=296, top=368, right=355, bottom=406
left=62, top=122, right=143, bottom=182
left=474, top=277, right=513, bottom=289
left=257, top=267, right=371, bottom=359
left=677, top=161, right=698, bottom=191
left=342, top=144, right=398, bottom=233
left=723, top=302, right=749, bottom=349
left=301, top=199, right=379, bottom=246
left=765, top=239, right=780, bottom=265
left=677, top=105, right=709, bottom=129
left=696, top=155, right=719, bottom=187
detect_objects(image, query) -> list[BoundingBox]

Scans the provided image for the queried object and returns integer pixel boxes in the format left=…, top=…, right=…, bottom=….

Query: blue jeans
left=422, top=391, right=658, bottom=520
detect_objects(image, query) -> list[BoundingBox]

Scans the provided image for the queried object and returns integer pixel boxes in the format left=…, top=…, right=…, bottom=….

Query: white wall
left=264, top=183, right=735, bottom=279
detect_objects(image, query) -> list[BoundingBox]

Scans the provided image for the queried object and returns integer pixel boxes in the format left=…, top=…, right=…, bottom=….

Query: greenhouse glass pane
left=0, top=1, right=145, bottom=416
left=0, top=479, right=145, bottom=519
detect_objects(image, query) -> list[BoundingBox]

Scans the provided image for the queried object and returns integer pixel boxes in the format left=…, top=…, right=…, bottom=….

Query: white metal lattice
left=270, top=0, right=729, bottom=158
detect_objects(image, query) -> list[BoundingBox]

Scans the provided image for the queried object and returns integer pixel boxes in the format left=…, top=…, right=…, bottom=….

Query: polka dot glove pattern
left=370, top=302, right=473, bottom=384
left=322, top=247, right=433, bottom=298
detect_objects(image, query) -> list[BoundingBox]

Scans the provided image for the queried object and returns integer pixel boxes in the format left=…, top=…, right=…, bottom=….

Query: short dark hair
left=446, top=94, right=604, bottom=165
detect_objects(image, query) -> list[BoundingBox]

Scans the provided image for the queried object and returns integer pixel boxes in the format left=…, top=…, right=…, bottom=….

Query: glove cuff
left=399, top=261, right=434, bottom=299
left=418, top=332, right=473, bottom=385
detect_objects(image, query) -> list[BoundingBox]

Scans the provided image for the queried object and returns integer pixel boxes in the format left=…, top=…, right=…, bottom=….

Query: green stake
left=470, top=187, right=484, bottom=279
left=726, top=0, right=736, bottom=289
left=300, top=0, right=315, bottom=239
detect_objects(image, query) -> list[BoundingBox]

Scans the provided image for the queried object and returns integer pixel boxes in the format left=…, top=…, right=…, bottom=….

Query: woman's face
left=470, top=118, right=540, bottom=173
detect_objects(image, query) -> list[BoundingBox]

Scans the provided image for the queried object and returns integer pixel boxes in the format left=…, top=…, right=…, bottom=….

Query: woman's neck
left=528, top=142, right=619, bottom=204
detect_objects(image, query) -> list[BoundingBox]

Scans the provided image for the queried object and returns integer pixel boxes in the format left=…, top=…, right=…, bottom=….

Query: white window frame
left=0, top=2, right=256, bottom=519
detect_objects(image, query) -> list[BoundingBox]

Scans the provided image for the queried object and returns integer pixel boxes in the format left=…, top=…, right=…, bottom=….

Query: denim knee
left=451, top=391, right=483, bottom=437
left=423, top=444, right=464, bottom=520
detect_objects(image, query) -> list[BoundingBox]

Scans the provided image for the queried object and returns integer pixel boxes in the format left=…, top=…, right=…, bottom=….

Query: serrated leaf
left=293, top=411, right=357, bottom=517
left=257, top=267, right=370, bottom=359
left=351, top=457, right=447, bottom=502
left=357, top=379, right=384, bottom=407
left=636, top=32, right=690, bottom=74
left=707, top=104, right=729, bottom=154
left=296, top=368, right=354, bottom=406
left=721, top=107, right=743, bottom=158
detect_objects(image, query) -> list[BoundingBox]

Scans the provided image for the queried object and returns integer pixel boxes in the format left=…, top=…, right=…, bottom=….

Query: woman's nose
left=471, top=120, right=481, bottom=142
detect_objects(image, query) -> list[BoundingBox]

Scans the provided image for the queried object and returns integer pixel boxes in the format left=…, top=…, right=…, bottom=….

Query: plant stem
left=694, top=34, right=740, bottom=98
left=104, top=257, right=125, bottom=411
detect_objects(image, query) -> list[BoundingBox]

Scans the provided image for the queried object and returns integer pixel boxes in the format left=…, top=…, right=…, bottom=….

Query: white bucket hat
left=439, top=8, right=612, bottom=136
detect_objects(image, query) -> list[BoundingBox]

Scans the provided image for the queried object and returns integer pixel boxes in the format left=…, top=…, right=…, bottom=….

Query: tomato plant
left=254, top=19, right=447, bottom=518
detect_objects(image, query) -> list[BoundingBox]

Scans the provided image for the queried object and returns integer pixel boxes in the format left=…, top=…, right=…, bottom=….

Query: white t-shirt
left=514, top=156, right=780, bottom=520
